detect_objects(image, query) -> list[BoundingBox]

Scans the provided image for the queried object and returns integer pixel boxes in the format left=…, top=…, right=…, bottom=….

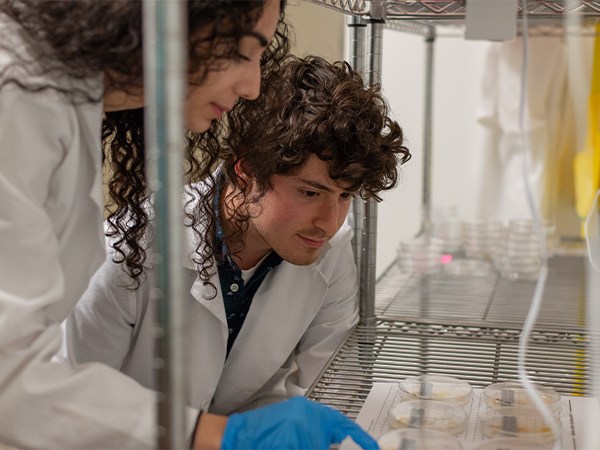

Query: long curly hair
left=0, top=0, right=290, bottom=288
left=220, top=55, right=411, bottom=256
left=102, top=2, right=289, bottom=288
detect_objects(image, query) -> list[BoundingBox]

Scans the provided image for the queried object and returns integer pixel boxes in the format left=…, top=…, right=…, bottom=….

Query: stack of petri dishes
left=478, top=381, right=562, bottom=446
left=494, top=219, right=556, bottom=281
left=398, top=375, right=473, bottom=407
left=430, top=206, right=463, bottom=254
left=482, top=381, right=560, bottom=414
left=387, top=375, right=472, bottom=437
left=388, top=400, right=468, bottom=436
left=461, top=219, right=504, bottom=260
left=478, top=406, right=561, bottom=445
left=396, top=236, right=444, bottom=275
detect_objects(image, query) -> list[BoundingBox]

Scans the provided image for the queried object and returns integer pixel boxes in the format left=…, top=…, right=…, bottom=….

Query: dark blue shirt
left=214, top=182, right=282, bottom=357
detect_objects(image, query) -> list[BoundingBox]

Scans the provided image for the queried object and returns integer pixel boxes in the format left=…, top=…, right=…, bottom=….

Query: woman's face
left=185, top=0, right=281, bottom=133
left=103, top=0, right=281, bottom=132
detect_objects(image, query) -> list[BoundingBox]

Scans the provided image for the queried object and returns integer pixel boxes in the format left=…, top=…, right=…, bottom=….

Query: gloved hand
left=221, top=396, right=378, bottom=450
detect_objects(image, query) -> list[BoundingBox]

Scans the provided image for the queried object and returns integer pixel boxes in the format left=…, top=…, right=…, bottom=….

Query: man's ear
left=234, top=159, right=252, bottom=189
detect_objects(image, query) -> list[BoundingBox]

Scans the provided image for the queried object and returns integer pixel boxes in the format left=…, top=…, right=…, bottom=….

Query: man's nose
left=314, top=201, right=340, bottom=237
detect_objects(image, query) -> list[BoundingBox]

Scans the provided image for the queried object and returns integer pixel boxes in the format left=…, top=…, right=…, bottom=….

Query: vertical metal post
left=359, top=15, right=384, bottom=326
left=421, top=26, right=436, bottom=233
left=142, top=0, right=188, bottom=448
left=347, top=15, right=366, bottom=291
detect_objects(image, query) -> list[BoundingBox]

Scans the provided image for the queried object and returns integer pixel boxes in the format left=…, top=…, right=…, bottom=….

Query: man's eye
left=341, top=193, right=354, bottom=200
left=303, top=190, right=318, bottom=198
left=237, top=53, right=251, bottom=62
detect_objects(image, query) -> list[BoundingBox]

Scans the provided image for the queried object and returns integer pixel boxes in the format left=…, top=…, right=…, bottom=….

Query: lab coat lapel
left=210, top=260, right=328, bottom=413
left=187, top=261, right=229, bottom=409
left=189, top=267, right=228, bottom=327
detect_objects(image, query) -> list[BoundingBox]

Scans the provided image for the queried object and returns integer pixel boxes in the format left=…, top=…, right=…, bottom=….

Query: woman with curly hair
left=0, top=1, right=375, bottom=449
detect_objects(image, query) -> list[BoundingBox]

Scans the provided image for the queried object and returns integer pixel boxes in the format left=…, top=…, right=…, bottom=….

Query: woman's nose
left=235, top=61, right=261, bottom=101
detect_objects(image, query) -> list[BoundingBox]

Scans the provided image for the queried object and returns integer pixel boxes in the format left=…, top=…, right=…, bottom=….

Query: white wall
left=373, top=30, right=490, bottom=277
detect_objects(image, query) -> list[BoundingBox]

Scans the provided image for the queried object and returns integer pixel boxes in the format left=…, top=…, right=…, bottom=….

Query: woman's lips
left=211, top=103, right=231, bottom=119
left=299, top=235, right=327, bottom=248
left=211, top=103, right=224, bottom=119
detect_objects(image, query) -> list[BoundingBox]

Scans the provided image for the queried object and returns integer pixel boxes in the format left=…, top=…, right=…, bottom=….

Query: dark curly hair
left=102, top=2, right=289, bottom=288
left=220, top=55, right=411, bottom=257
left=0, top=0, right=290, bottom=288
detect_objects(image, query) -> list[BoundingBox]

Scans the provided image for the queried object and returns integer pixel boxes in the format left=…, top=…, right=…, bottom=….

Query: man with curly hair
left=58, top=56, right=410, bottom=435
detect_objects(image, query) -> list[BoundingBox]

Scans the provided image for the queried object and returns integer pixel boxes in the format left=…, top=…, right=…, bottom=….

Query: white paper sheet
left=341, top=383, right=600, bottom=450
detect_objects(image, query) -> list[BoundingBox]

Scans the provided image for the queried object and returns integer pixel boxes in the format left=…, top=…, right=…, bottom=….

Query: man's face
left=245, top=154, right=355, bottom=266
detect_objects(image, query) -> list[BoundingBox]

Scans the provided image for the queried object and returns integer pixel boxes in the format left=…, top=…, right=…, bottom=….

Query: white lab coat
left=0, top=13, right=190, bottom=448
left=474, top=38, right=575, bottom=228
left=57, top=217, right=359, bottom=415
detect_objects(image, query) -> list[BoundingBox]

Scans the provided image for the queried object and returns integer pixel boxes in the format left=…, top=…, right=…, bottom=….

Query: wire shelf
left=307, top=0, right=369, bottom=14
left=308, top=0, right=600, bottom=19
left=307, top=320, right=589, bottom=418
left=385, top=0, right=600, bottom=20
left=376, top=255, right=587, bottom=328
left=307, top=256, right=590, bottom=418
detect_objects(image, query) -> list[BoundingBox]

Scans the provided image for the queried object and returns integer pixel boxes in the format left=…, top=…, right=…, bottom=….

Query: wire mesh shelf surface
left=376, top=255, right=587, bottom=328
left=307, top=256, right=590, bottom=418
left=309, top=0, right=600, bottom=19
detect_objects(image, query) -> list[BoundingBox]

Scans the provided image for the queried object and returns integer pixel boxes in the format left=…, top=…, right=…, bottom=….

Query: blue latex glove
left=221, top=396, right=378, bottom=450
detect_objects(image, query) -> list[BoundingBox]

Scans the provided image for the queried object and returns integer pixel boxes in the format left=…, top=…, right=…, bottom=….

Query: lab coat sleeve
left=56, top=253, right=140, bottom=370
left=285, top=226, right=359, bottom=397
left=0, top=86, right=195, bottom=448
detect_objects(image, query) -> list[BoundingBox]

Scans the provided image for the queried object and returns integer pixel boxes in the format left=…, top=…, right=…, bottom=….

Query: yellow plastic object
left=586, top=189, right=600, bottom=270
left=574, top=23, right=600, bottom=234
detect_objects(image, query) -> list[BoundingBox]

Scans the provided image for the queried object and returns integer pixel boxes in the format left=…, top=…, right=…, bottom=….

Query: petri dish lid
left=388, top=400, right=468, bottom=436
left=443, top=259, right=491, bottom=277
left=399, top=375, right=473, bottom=406
left=482, top=381, right=560, bottom=413
left=377, top=428, right=463, bottom=450
left=478, top=406, right=561, bottom=444
left=472, top=437, right=551, bottom=450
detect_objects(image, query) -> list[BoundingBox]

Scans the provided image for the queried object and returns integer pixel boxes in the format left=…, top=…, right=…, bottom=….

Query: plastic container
left=443, top=259, right=491, bottom=277
left=398, top=375, right=473, bottom=406
left=397, top=237, right=444, bottom=274
left=388, top=400, right=468, bottom=435
left=462, top=219, right=504, bottom=260
left=471, top=437, right=551, bottom=450
left=478, top=406, right=561, bottom=444
left=482, top=381, right=560, bottom=414
left=377, top=428, right=463, bottom=450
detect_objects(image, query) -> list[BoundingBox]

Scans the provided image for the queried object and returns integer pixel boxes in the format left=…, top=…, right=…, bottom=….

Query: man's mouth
left=298, top=235, right=328, bottom=248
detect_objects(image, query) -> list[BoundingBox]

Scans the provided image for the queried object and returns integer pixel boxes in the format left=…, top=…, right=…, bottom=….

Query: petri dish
left=472, top=437, right=551, bottom=450
left=399, top=375, right=473, bottom=406
left=443, top=259, right=491, bottom=277
left=377, top=428, right=463, bottom=450
left=478, top=406, right=561, bottom=444
left=388, top=400, right=468, bottom=435
left=482, top=381, right=560, bottom=413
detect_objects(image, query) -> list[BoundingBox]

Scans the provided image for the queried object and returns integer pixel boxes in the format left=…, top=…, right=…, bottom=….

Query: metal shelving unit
left=305, top=0, right=597, bottom=417
left=308, top=255, right=591, bottom=418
